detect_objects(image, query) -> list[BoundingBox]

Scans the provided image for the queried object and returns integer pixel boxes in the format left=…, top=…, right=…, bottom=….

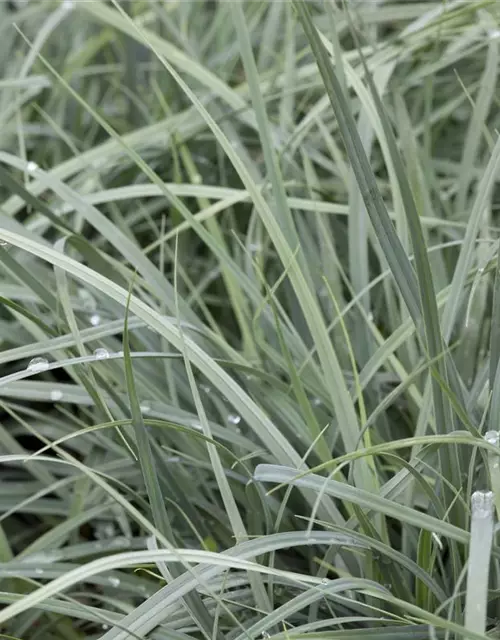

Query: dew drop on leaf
left=94, top=348, right=109, bottom=360
left=28, top=357, right=49, bottom=373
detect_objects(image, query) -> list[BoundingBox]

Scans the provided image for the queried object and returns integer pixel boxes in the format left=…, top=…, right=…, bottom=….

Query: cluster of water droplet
left=28, top=347, right=114, bottom=380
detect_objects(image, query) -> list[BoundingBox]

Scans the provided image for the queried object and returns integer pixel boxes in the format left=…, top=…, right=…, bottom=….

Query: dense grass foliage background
left=1, top=0, right=500, bottom=638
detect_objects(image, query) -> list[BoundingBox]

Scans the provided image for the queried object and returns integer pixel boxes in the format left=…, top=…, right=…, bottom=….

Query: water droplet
left=367, top=312, right=374, bottom=321
left=312, top=397, right=322, bottom=407
left=478, top=267, right=485, bottom=274
left=0, top=239, right=10, bottom=249
left=78, top=288, right=96, bottom=312
left=26, top=161, right=39, bottom=173
left=90, top=313, right=101, bottom=327
left=490, top=29, right=500, bottom=39
left=321, top=578, right=328, bottom=585
left=384, top=583, right=392, bottom=591
left=262, top=633, right=270, bottom=640
left=249, top=242, right=262, bottom=252
left=108, top=576, right=120, bottom=587
left=62, top=0, right=74, bottom=10
left=101, top=624, right=109, bottom=630
left=485, top=431, right=499, bottom=446
left=94, top=348, right=109, bottom=360
left=50, top=389, right=63, bottom=401
left=200, top=384, right=211, bottom=393
left=35, top=568, right=44, bottom=575
left=192, top=173, right=202, bottom=184
left=228, top=414, right=241, bottom=425
left=117, top=350, right=124, bottom=357
left=28, top=357, right=49, bottom=373
left=140, top=401, right=151, bottom=414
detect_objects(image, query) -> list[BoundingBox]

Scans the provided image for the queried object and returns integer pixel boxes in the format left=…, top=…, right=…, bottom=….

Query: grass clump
left=0, top=0, right=500, bottom=638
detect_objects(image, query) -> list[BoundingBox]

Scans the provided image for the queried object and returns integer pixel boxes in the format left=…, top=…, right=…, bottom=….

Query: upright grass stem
left=464, top=490, right=494, bottom=636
